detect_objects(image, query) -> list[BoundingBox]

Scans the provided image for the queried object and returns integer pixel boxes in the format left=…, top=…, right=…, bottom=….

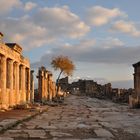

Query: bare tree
left=51, top=55, right=75, bottom=97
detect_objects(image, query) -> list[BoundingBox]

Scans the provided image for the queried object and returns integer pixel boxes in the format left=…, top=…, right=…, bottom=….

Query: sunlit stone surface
left=0, top=41, right=30, bottom=109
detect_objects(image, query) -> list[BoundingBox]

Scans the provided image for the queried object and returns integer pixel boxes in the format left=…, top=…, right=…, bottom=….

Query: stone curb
left=0, top=107, right=48, bottom=134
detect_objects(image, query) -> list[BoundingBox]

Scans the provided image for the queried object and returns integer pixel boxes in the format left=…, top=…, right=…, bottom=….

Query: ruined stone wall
left=0, top=43, right=30, bottom=109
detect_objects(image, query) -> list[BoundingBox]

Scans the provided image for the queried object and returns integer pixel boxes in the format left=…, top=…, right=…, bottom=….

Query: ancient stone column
left=26, top=68, right=30, bottom=103
left=44, top=71, right=48, bottom=100
left=52, top=82, right=56, bottom=99
left=8, top=59, right=14, bottom=106
left=30, top=70, right=34, bottom=103
left=16, top=63, right=20, bottom=104
left=48, top=73, right=53, bottom=101
left=38, top=69, right=44, bottom=101
left=1, top=55, right=7, bottom=109
left=47, top=74, right=50, bottom=100
left=46, top=72, right=49, bottom=100
left=21, top=65, right=26, bottom=103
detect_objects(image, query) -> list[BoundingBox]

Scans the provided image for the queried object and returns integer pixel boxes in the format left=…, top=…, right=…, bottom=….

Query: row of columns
left=0, top=55, right=30, bottom=109
left=37, top=67, right=56, bottom=102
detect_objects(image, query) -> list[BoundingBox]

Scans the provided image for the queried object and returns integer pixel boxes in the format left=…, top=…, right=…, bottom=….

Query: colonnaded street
left=0, top=95, right=140, bottom=140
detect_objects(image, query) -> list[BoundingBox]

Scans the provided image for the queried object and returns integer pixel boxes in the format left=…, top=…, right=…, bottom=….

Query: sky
left=1, top=0, right=140, bottom=88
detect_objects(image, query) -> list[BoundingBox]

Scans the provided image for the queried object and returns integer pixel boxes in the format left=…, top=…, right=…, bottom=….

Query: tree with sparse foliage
left=51, top=55, right=75, bottom=97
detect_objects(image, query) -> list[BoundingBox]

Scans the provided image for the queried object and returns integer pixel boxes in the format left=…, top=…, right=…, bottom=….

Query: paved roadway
left=0, top=95, right=140, bottom=140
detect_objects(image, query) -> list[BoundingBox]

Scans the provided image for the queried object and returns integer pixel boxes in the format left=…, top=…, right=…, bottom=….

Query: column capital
left=8, top=59, right=14, bottom=64
left=1, top=55, right=6, bottom=61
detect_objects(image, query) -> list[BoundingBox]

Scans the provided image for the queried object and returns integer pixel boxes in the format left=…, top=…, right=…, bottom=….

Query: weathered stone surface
left=0, top=119, right=17, bottom=129
left=50, top=131, right=73, bottom=137
left=24, top=130, right=46, bottom=138
left=4, top=130, right=28, bottom=138
left=0, top=127, right=3, bottom=131
left=0, top=137, right=14, bottom=140
left=37, top=124, right=57, bottom=129
left=94, top=128, right=114, bottom=138
left=37, top=67, right=57, bottom=102
left=130, top=61, right=140, bottom=108
left=0, top=95, right=140, bottom=139
left=0, top=41, right=31, bottom=110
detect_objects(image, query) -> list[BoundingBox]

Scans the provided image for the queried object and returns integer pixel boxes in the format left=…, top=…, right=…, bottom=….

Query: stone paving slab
left=0, top=119, right=17, bottom=130
left=0, top=95, right=140, bottom=139
left=0, top=137, right=14, bottom=140
left=94, top=128, right=114, bottom=138
left=0, top=106, right=48, bottom=133
left=24, top=130, right=46, bottom=138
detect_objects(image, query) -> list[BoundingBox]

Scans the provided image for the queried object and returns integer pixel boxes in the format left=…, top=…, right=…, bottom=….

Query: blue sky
left=1, top=0, right=140, bottom=88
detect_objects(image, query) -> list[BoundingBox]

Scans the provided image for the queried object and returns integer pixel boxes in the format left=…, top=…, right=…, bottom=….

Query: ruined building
left=0, top=33, right=32, bottom=109
left=37, top=67, right=56, bottom=102
left=59, top=77, right=69, bottom=92
left=69, top=79, right=110, bottom=97
left=129, top=61, right=140, bottom=108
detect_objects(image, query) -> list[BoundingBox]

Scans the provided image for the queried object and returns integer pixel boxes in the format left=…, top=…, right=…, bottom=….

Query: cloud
left=0, top=6, right=89, bottom=50
left=0, top=16, right=51, bottom=50
left=111, top=20, right=140, bottom=37
left=33, top=6, right=90, bottom=38
left=31, top=39, right=96, bottom=68
left=24, top=2, right=37, bottom=11
left=94, top=77, right=109, bottom=85
left=0, top=0, right=22, bottom=15
left=31, top=37, right=139, bottom=69
left=97, top=37, right=124, bottom=49
left=0, top=6, right=90, bottom=50
left=87, top=6, right=127, bottom=26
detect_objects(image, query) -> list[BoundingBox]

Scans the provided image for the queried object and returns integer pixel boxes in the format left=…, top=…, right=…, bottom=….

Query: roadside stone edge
left=0, top=107, right=48, bottom=134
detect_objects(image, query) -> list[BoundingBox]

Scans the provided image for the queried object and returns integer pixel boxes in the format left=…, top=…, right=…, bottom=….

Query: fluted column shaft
left=27, top=68, right=30, bottom=102
left=9, top=59, right=14, bottom=106
left=1, top=56, right=7, bottom=109
left=16, top=63, right=19, bottom=104
left=21, top=65, right=26, bottom=103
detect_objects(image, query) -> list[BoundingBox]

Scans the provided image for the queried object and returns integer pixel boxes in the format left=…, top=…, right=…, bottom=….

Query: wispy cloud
left=31, top=37, right=139, bottom=69
left=0, top=0, right=22, bottom=15
left=0, top=6, right=90, bottom=50
left=24, top=2, right=37, bottom=11
left=87, top=6, right=127, bottom=26
left=110, top=20, right=140, bottom=37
